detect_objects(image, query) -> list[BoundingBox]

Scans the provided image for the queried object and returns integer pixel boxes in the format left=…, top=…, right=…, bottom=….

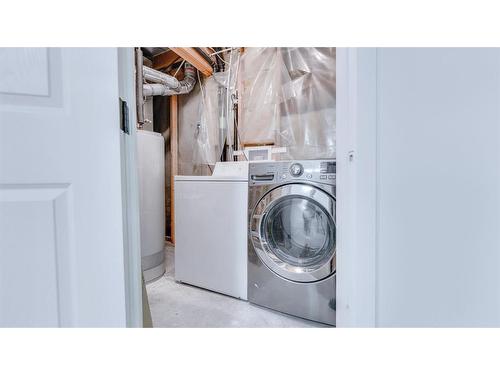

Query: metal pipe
left=143, top=84, right=169, bottom=97
left=135, top=48, right=145, bottom=126
left=143, top=66, right=181, bottom=90
left=143, top=63, right=196, bottom=97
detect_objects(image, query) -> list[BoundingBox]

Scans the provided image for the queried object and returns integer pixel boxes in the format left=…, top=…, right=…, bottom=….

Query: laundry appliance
left=247, top=160, right=336, bottom=325
left=175, top=162, right=248, bottom=300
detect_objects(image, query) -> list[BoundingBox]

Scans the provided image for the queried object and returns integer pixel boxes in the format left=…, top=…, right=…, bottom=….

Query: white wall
left=339, top=48, right=500, bottom=327
left=375, top=48, right=500, bottom=327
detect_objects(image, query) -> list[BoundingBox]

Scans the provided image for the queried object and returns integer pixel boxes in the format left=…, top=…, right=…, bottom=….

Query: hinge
left=120, top=98, right=130, bottom=135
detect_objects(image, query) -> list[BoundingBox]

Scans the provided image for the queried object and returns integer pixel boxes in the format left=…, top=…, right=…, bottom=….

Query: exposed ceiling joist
left=170, top=48, right=213, bottom=76
left=153, top=50, right=181, bottom=70
left=199, top=47, right=216, bottom=60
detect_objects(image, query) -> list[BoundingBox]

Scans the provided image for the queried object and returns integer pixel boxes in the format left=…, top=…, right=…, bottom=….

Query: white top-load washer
left=174, top=162, right=248, bottom=300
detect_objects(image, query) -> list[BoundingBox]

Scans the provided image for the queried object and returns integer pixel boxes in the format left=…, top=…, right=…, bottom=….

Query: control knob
left=289, top=163, right=303, bottom=177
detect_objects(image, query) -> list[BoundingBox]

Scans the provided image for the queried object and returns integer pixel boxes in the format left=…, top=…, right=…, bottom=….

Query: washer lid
left=175, top=161, right=249, bottom=182
left=250, top=183, right=336, bottom=283
left=212, top=161, right=249, bottom=178
left=174, top=175, right=248, bottom=182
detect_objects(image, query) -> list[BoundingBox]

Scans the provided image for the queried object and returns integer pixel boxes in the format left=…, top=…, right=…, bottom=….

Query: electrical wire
left=216, top=55, right=230, bottom=66
left=210, top=48, right=239, bottom=66
left=232, top=98, right=248, bottom=161
left=209, top=47, right=236, bottom=56
left=222, top=49, right=233, bottom=161
left=228, top=50, right=248, bottom=161
left=197, top=71, right=204, bottom=99
left=173, top=59, right=185, bottom=78
left=197, top=69, right=206, bottom=108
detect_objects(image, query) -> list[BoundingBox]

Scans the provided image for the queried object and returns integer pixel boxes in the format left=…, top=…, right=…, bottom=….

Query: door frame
left=119, top=47, right=380, bottom=327
left=336, top=48, right=378, bottom=327
left=118, top=48, right=143, bottom=327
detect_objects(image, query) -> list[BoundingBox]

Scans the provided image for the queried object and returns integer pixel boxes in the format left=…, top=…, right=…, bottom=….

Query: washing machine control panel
left=249, top=160, right=336, bottom=185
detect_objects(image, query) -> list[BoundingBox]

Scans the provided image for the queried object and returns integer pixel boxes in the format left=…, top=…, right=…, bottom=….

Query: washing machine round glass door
left=250, top=183, right=336, bottom=282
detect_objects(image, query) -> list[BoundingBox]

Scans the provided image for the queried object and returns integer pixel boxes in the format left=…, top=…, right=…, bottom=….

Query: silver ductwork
left=143, top=63, right=196, bottom=97
left=143, top=66, right=181, bottom=89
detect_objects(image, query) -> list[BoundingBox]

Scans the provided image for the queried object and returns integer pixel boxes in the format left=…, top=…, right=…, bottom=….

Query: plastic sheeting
left=239, top=47, right=336, bottom=160
left=191, top=76, right=220, bottom=170
left=190, top=48, right=241, bottom=171
left=186, top=47, right=336, bottom=173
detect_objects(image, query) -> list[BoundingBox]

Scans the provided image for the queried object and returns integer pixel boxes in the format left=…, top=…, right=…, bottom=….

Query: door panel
left=0, top=48, right=128, bottom=327
left=0, top=48, right=49, bottom=96
left=0, top=184, right=75, bottom=327
left=0, top=48, right=64, bottom=109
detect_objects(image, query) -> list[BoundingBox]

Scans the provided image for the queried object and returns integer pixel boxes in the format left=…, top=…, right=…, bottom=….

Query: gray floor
left=146, top=245, right=325, bottom=328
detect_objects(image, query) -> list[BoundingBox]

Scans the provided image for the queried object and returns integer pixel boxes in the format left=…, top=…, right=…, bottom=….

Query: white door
left=337, top=48, right=500, bottom=327
left=0, top=48, right=131, bottom=327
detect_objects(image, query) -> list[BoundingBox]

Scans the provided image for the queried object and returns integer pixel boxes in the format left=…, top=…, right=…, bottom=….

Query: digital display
left=320, top=161, right=336, bottom=174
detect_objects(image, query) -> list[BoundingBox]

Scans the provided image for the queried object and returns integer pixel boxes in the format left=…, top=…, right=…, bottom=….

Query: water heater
left=137, top=129, right=165, bottom=282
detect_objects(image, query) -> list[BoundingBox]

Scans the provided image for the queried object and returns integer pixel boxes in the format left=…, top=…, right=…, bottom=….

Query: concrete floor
left=146, top=245, right=326, bottom=328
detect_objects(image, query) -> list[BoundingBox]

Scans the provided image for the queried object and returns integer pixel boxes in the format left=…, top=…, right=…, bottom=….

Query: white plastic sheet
left=191, top=48, right=240, bottom=169
left=239, top=47, right=336, bottom=159
left=187, top=47, right=336, bottom=172
left=192, top=76, right=220, bottom=170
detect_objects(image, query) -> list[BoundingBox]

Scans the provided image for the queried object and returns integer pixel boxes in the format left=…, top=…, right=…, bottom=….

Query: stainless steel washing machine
left=248, top=160, right=336, bottom=326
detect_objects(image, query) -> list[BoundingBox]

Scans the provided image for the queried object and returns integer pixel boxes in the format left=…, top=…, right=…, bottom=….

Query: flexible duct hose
left=143, top=63, right=196, bottom=97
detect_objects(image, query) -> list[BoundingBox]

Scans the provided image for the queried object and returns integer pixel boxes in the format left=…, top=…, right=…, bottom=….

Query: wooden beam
left=170, top=47, right=213, bottom=76
left=199, top=47, right=215, bottom=56
left=199, top=47, right=216, bottom=64
left=153, top=50, right=181, bottom=70
left=170, top=95, right=178, bottom=245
